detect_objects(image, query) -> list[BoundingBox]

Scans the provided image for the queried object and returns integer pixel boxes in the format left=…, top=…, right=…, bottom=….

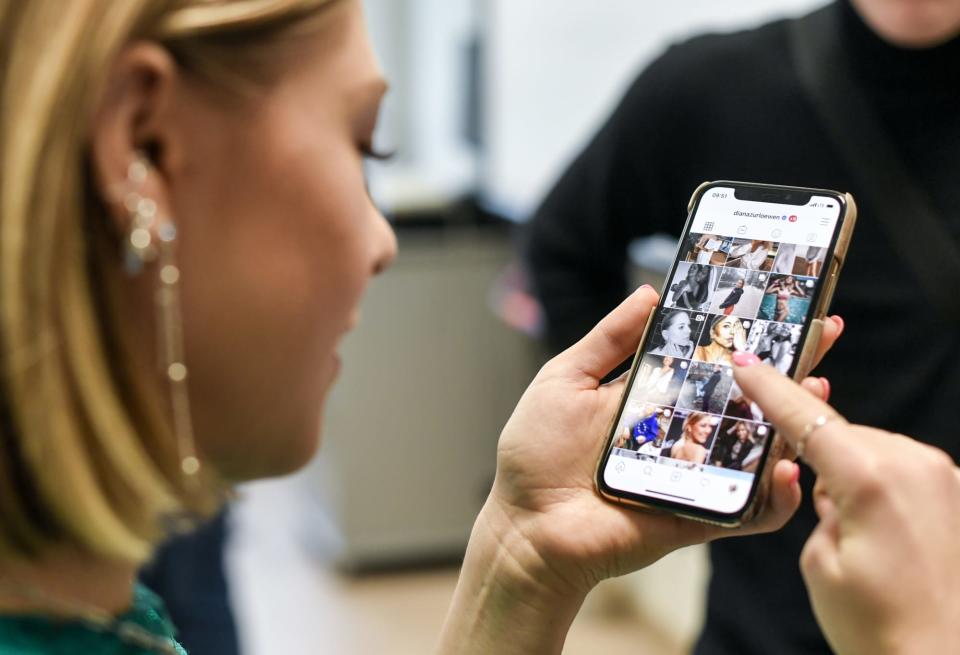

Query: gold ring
left=796, top=414, right=840, bottom=460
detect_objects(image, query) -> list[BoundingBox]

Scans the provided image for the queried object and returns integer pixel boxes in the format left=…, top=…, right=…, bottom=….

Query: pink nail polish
left=732, top=351, right=761, bottom=367
left=819, top=377, right=831, bottom=402
left=830, top=315, right=845, bottom=334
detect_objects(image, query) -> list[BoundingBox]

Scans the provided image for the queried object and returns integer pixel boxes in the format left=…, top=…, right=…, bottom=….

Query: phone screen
left=598, top=184, right=844, bottom=518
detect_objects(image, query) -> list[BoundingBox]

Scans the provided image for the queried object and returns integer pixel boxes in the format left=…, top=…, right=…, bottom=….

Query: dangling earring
left=119, top=154, right=201, bottom=483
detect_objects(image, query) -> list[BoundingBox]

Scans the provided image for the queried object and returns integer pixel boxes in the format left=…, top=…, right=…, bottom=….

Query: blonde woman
left=0, top=2, right=843, bottom=654
left=694, top=314, right=747, bottom=365
left=670, top=412, right=715, bottom=465
left=710, top=420, right=756, bottom=470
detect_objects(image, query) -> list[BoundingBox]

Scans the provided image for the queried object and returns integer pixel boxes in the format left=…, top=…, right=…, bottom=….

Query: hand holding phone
left=476, top=286, right=823, bottom=599
left=441, top=287, right=842, bottom=653
left=596, top=181, right=856, bottom=526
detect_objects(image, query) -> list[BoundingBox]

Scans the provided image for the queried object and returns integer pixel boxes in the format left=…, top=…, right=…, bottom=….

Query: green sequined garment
left=0, top=584, right=187, bottom=654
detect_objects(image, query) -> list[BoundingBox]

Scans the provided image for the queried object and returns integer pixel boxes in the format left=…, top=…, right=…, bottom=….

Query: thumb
left=552, top=286, right=660, bottom=385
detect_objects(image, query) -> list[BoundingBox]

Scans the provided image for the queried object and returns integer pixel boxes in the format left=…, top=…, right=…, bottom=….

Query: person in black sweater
left=524, top=1, right=960, bottom=653
left=718, top=279, right=744, bottom=315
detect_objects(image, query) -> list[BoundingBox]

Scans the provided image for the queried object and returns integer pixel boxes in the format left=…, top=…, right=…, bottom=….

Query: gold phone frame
left=595, top=180, right=858, bottom=527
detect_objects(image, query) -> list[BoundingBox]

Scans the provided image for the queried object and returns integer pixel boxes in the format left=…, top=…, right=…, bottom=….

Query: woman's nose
left=371, top=209, right=397, bottom=276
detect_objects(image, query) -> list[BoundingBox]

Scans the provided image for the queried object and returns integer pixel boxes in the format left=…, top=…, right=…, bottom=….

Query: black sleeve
left=522, top=48, right=688, bottom=354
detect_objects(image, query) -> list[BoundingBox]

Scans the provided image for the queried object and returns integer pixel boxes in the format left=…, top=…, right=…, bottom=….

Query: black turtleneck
left=840, top=1, right=960, bottom=239
left=525, top=2, right=960, bottom=653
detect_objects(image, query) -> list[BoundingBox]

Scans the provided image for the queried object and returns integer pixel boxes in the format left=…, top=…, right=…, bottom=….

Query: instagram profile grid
left=605, top=225, right=833, bottom=495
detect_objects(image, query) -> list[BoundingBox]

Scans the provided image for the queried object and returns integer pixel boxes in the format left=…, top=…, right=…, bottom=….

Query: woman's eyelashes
left=359, top=142, right=394, bottom=201
left=360, top=143, right=395, bottom=161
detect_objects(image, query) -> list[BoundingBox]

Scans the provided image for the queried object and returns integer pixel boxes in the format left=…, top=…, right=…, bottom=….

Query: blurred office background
left=226, top=2, right=825, bottom=653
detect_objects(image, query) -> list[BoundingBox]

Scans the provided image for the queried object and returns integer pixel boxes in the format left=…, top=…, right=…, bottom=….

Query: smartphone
left=595, top=181, right=856, bottom=527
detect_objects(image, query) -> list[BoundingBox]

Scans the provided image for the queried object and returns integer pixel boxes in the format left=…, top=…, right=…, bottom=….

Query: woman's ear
left=89, top=43, right=181, bottom=234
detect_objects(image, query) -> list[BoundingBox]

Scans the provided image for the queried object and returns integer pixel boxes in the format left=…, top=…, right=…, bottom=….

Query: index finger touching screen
left=732, top=359, right=851, bottom=479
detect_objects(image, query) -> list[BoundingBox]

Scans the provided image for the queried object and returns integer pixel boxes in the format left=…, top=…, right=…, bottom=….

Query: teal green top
left=0, top=584, right=186, bottom=654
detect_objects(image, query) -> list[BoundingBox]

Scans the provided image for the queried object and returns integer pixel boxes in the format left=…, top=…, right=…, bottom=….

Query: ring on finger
left=796, top=414, right=842, bottom=460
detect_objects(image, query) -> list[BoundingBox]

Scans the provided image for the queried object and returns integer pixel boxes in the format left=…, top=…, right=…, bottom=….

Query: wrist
left=476, top=499, right=595, bottom=600
left=436, top=501, right=588, bottom=655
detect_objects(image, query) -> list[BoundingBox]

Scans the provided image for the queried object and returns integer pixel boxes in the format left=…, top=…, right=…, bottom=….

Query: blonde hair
left=682, top=412, right=711, bottom=437
left=0, top=0, right=335, bottom=563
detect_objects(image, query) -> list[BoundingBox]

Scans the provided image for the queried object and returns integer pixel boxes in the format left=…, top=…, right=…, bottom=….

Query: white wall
left=363, top=1, right=830, bottom=217
left=364, top=0, right=479, bottom=211
left=481, top=0, right=828, bottom=219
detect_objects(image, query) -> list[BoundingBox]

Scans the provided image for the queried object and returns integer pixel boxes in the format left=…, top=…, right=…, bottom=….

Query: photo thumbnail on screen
left=725, top=239, right=777, bottom=271
left=633, top=354, right=688, bottom=407
left=667, top=263, right=720, bottom=312
left=708, top=268, right=768, bottom=318
left=772, top=244, right=827, bottom=277
left=758, top=274, right=815, bottom=324
left=647, top=308, right=707, bottom=359
left=693, top=314, right=752, bottom=366
left=745, top=320, right=802, bottom=374
left=680, top=233, right=732, bottom=267
left=711, top=418, right=770, bottom=473
left=677, top=361, right=733, bottom=415
left=660, top=410, right=720, bottom=466
left=612, top=402, right=674, bottom=457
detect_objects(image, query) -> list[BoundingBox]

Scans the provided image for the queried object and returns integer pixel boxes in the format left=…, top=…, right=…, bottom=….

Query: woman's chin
left=205, top=408, right=328, bottom=482
left=199, top=354, right=342, bottom=481
left=226, top=432, right=324, bottom=481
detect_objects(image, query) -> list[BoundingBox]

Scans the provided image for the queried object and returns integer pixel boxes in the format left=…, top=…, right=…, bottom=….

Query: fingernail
left=830, top=315, right=845, bottom=334
left=819, top=377, right=831, bottom=402
left=639, top=284, right=654, bottom=291
left=732, top=351, right=761, bottom=367
left=790, top=462, right=801, bottom=486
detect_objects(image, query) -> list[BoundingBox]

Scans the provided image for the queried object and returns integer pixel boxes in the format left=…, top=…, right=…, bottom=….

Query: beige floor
left=227, top=479, right=684, bottom=655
